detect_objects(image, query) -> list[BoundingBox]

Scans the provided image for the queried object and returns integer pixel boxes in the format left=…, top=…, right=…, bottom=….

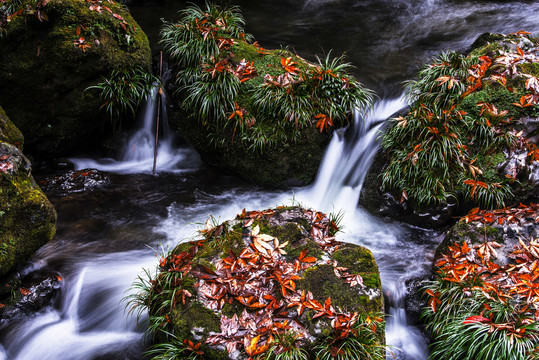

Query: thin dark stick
left=152, top=51, right=163, bottom=175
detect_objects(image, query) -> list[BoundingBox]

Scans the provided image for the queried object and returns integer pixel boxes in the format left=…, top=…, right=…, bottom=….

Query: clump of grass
left=381, top=31, right=539, bottom=209
left=86, top=68, right=159, bottom=130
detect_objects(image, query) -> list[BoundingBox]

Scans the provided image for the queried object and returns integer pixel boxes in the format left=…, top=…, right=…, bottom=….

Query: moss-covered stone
left=0, top=107, right=24, bottom=149
left=366, top=32, right=539, bottom=228
left=164, top=4, right=373, bottom=188
left=170, top=106, right=330, bottom=187
left=0, top=0, right=151, bottom=158
left=434, top=216, right=537, bottom=268
left=145, top=206, right=384, bottom=359
left=0, top=139, right=56, bottom=277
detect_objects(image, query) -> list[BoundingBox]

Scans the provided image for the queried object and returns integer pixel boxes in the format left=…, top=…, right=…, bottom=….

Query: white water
left=2, top=252, right=156, bottom=360
left=307, top=97, right=407, bottom=214
left=70, top=87, right=201, bottom=174
left=299, top=98, right=431, bottom=360
left=1, top=98, right=434, bottom=360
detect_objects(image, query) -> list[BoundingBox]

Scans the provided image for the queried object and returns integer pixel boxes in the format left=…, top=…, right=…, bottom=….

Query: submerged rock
left=0, top=109, right=56, bottom=277
left=0, top=0, right=151, bottom=159
left=0, top=274, right=63, bottom=328
left=39, top=168, right=110, bottom=196
left=135, top=206, right=384, bottom=359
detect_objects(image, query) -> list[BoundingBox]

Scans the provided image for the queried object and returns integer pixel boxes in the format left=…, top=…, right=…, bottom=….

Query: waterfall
left=70, top=87, right=201, bottom=174
left=307, top=96, right=407, bottom=213
left=299, top=97, right=432, bottom=360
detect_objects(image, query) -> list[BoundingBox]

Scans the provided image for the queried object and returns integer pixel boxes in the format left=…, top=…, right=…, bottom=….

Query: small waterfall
left=308, top=97, right=407, bottom=213
left=70, top=87, right=201, bottom=174
left=300, top=97, right=431, bottom=360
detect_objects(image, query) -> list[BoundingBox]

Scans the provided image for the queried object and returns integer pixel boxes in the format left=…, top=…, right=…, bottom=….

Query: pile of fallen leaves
left=146, top=207, right=383, bottom=359
left=427, top=237, right=539, bottom=341
left=461, top=203, right=539, bottom=225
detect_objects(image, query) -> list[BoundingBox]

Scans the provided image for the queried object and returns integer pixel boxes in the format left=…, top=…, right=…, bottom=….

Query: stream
left=1, top=0, right=539, bottom=359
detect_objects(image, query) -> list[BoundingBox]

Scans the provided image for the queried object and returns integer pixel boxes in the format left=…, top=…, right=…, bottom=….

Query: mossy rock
left=435, top=213, right=539, bottom=267
left=0, top=106, right=24, bottom=149
left=0, top=0, right=151, bottom=158
left=0, top=141, right=56, bottom=277
left=170, top=108, right=330, bottom=187
left=167, top=41, right=334, bottom=187
left=143, top=206, right=384, bottom=359
left=164, top=4, right=373, bottom=188
left=374, top=32, right=539, bottom=227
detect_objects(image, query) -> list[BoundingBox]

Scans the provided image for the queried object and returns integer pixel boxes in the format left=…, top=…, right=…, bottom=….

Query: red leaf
left=463, top=315, right=491, bottom=324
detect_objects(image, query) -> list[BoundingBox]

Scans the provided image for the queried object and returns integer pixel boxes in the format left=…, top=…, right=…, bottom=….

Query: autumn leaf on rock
left=281, top=57, right=299, bottom=74
left=298, top=249, right=317, bottom=263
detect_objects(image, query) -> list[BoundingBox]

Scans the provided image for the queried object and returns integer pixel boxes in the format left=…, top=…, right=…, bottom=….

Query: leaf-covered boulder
left=163, top=3, right=373, bottom=187
left=0, top=0, right=151, bottom=158
left=132, top=207, right=385, bottom=360
left=421, top=204, right=539, bottom=360
left=0, top=107, right=56, bottom=277
left=362, top=31, right=539, bottom=227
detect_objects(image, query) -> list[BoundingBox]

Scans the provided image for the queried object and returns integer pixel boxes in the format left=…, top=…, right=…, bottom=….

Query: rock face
left=0, top=0, right=151, bottom=158
left=138, top=207, right=384, bottom=360
left=0, top=108, right=56, bottom=277
left=171, top=113, right=331, bottom=187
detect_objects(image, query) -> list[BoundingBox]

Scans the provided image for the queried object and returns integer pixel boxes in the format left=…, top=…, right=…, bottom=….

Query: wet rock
left=40, top=169, right=111, bottom=197
left=404, top=276, right=428, bottom=326
left=359, top=151, right=460, bottom=229
left=0, top=274, right=63, bottom=328
left=140, top=206, right=384, bottom=359
left=435, top=212, right=539, bottom=266
left=0, top=110, right=57, bottom=277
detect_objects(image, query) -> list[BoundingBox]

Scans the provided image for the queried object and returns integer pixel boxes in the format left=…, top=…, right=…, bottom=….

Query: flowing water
left=70, top=86, right=202, bottom=174
left=2, top=1, right=539, bottom=359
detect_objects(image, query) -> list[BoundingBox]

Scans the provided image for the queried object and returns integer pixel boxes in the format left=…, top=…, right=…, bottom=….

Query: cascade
left=300, top=97, right=431, bottom=359
left=307, top=97, right=407, bottom=213
left=70, top=86, right=200, bottom=174
left=1, top=253, right=154, bottom=360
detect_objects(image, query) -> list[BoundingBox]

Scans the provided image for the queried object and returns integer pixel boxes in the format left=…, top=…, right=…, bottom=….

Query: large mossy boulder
left=420, top=204, right=539, bottom=359
left=134, top=206, right=384, bottom=360
left=0, top=108, right=56, bottom=277
left=163, top=3, right=373, bottom=187
left=0, top=0, right=151, bottom=158
left=362, top=31, right=539, bottom=228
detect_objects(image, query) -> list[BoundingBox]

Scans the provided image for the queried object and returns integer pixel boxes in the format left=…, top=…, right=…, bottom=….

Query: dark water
left=1, top=1, right=538, bottom=359
left=131, top=0, right=539, bottom=94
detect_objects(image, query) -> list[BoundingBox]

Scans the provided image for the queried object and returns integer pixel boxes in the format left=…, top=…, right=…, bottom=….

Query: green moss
left=0, top=144, right=56, bottom=276
left=362, top=273, right=382, bottom=289
left=519, top=62, right=539, bottom=77
left=331, top=244, right=379, bottom=274
left=172, top=301, right=220, bottom=341
left=0, top=107, right=24, bottom=148
left=297, top=264, right=382, bottom=314
left=0, top=0, right=151, bottom=158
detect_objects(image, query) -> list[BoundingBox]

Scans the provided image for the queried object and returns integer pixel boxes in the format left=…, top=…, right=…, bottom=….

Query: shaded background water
left=1, top=1, right=539, bottom=359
